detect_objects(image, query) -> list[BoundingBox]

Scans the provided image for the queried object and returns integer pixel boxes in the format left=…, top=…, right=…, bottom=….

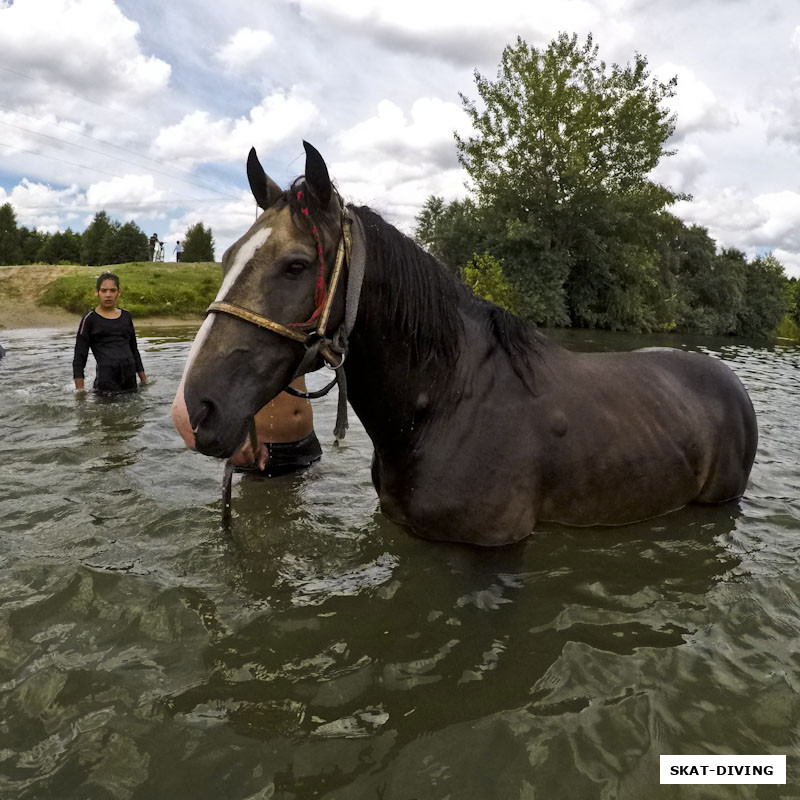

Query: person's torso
left=87, top=310, right=135, bottom=363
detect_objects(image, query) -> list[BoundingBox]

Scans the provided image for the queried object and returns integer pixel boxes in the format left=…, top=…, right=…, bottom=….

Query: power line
left=0, top=118, right=241, bottom=200
left=0, top=63, right=161, bottom=134
left=0, top=140, right=227, bottom=207
left=0, top=102, right=241, bottom=199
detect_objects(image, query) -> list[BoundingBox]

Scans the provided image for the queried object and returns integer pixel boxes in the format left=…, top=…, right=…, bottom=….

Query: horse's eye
left=285, top=261, right=307, bottom=277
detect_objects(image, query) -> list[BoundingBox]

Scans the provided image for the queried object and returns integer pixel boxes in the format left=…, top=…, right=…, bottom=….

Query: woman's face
left=95, top=279, right=120, bottom=309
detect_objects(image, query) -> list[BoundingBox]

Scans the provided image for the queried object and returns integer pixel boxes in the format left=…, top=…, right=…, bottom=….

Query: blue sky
left=1, top=0, right=799, bottom=277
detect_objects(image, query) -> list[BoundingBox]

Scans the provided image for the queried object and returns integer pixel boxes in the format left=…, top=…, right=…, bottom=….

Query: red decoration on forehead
left=291, top=188, right=327, bottom=326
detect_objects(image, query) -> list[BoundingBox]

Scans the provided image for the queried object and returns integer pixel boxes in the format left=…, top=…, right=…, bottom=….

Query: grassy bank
left=39, top=262, right=222, bottom=317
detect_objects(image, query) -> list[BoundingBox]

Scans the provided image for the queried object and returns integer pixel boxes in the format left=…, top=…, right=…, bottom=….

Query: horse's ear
left=303, top=140, right=332, bottom=207
left=247, top=147, right=282, bottom=210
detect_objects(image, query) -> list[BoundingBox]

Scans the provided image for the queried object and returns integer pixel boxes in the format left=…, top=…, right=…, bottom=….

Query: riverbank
left=0, top=263, right=210, bottom=331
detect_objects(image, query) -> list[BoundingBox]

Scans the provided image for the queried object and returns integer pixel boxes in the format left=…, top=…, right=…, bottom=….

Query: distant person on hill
left=73, top=271, right=147, bottom=394
left=173, top=240, right=183, bottom=262
left=149, top=233, right=159, bottom=260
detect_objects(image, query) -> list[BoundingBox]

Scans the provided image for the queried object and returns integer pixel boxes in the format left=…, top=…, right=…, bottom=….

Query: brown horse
left=181, top=141, right=758, bottom=546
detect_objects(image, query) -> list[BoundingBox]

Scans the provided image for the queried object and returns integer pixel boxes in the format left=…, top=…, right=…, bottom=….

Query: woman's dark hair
left=96, top=272, right=120, bottom=290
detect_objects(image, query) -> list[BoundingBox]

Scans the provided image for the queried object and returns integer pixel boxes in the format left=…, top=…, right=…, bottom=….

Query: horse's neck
left=342, top=253, right=468, bottom=456
left=344, top=323, right=455, bottom=457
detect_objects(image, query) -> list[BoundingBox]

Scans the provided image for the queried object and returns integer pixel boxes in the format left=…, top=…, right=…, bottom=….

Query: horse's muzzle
left=190, top=397, right=246, bottom=459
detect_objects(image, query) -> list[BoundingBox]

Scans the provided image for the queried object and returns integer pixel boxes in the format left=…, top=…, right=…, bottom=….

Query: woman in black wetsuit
left=73, top=272, right=147, bottom=393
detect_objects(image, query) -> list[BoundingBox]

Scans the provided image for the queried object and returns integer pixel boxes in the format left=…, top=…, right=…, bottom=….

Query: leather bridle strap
left=205, top=213, right=352, bottom=371
left=206, top=300, right=310, bottom=344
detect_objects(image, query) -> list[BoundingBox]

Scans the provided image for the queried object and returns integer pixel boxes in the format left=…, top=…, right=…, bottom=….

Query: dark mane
left=350, top=205, right=541, bottom=387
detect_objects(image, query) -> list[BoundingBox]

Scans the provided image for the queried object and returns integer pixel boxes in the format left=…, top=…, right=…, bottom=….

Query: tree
left=81, top=211, right=113, bottom=265
left=182, top=222, right=215, bottom=262
left=0, top=202, right=22, bottom=265
left=99, top=220, right=149, bottom=264
left=736, top=254, right=787, bottom=338
left=18, top=226, right=46, bottom=264
left=462, top=252, right=515, bottom=310
left=788, top=278, right=800, bottom=327
left=456, top=33, right=681, bottom=327
left=414, top=196, right=486, bottom=274
left=37, top=229, right=82, bottom=264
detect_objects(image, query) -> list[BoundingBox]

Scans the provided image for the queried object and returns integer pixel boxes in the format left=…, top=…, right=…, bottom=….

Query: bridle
left=206, top=192, right=365, bottom=448
left=207, top=191, right=354, bottom=377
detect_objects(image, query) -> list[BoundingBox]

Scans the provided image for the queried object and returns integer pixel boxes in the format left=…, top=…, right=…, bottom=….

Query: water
left=1, top=325, right=799, bottom=799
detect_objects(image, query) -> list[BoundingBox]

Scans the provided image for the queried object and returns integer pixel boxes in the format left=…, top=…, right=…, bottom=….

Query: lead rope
left=219, top=210, right=365, bottom=527
left=221, top=418, right=260, bottom=528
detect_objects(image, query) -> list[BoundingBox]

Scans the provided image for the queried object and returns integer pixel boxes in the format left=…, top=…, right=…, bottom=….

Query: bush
left=40, top=262, right=222, bottom=316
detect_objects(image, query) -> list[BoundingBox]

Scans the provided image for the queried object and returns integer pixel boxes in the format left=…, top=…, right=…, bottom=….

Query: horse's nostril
left=191, top=400, right=213, bottom=432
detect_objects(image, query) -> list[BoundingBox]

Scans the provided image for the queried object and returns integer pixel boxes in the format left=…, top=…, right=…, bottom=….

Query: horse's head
left=182, top=141, right=348, bottom=458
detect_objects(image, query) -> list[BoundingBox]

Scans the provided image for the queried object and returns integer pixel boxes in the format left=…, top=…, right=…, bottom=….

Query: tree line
left=0, top=204, right=216, bottom=266
left=415, top=33, right=793, bottom=339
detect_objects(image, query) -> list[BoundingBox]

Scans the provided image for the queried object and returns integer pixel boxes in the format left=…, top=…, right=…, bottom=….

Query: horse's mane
left=350, top=204, right=541, bottom=389
left=278, top=181, right=540, bottom=388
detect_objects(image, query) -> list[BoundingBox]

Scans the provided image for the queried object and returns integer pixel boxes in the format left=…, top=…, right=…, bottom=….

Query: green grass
left=40, top=262, right=222, bottom=316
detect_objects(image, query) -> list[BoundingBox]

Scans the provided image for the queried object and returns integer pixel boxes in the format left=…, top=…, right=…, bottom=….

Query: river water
left=0, top=324, right=798, bottom=799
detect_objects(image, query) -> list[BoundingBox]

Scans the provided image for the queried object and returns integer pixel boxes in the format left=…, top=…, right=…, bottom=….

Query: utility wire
left=0, top=102, right=241, bottom=199
left=0, top=63, right=164, bottom=134
left=0, top=140, right=229, bottom=207
left=0, top=118, right=241, bottom=200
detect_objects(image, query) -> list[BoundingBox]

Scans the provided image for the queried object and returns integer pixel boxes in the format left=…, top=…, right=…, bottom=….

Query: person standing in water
left=73, top=272, right=147, bottom=393
left=171, top=377, right=322, bottom=474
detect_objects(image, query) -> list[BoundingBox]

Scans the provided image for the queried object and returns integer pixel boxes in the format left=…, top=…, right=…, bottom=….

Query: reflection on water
left=0, top=325, right=799, bottom=798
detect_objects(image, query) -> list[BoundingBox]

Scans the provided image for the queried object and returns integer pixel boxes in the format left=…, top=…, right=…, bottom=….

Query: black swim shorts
left=235, top=430, right=323, bottom=477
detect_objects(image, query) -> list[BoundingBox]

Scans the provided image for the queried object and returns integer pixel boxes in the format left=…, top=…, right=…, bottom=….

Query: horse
left=180, top=141, right=758, bottom=546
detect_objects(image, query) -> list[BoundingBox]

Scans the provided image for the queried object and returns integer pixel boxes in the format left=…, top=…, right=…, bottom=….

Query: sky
left=1, top=0, right=799, bottom=277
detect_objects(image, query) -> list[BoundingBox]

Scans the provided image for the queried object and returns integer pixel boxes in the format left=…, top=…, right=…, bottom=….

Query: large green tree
left=37, top=229, right=82, bottom=264
left=99, top=220, right=149, bottom=264
left=0, top=202, right=23, bottom=265
left=414, top=197, right=485, bottom=275
left=456, top=33, right=681, bottom=328
left=18, top=226, right=46, bottom=264
left=182, top=222, right=215, bottom=262
left=80, top=211, right=113, bottom=266
left=736, top=254, right=787, bottom=338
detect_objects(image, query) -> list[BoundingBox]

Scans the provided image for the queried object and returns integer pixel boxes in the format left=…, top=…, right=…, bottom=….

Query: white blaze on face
left=216, top=226, right=273, bottom=302
left=181, top=225, right=274, bottom=382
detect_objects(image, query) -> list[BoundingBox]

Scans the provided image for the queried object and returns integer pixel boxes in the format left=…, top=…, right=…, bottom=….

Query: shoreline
left=0, top=299, right=203, bottom=332
left=0, top=264, right=204, bottom=332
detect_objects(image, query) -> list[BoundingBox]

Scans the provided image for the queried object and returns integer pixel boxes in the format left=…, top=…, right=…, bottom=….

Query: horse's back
left=548, top=346, right=757, bottom=517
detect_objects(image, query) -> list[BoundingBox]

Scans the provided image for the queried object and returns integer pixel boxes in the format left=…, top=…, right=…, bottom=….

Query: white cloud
left=85, top=175, right=166, bottom=214
left=674, top=188, right=800, bottom=278
left=6, top=179, right=83, bottom=232
left=328, top=98, right=473, bottom=228
left=153, top=89, right=319, bottom=165
left=336, top=97, right=470, bottom=169
left=215, top=27, right=275, bottom=72
left=771, top=248, right=800, bottom=279
left=791, top=25, right=800, bottom=56
left=291, top=0, right=634, bottom=65
left=752, top=191, right=800, bottom=249
left=0, top=0, right=170, bottom=107
left=657, top=63, right=734, bottom=140
left=652, top=143, right=709, bottom=196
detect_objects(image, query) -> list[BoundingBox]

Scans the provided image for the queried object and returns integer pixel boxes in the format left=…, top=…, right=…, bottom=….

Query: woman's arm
left=73, top=312, right=92, bottom=390
left=126, top=311, right=146, bottom=379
